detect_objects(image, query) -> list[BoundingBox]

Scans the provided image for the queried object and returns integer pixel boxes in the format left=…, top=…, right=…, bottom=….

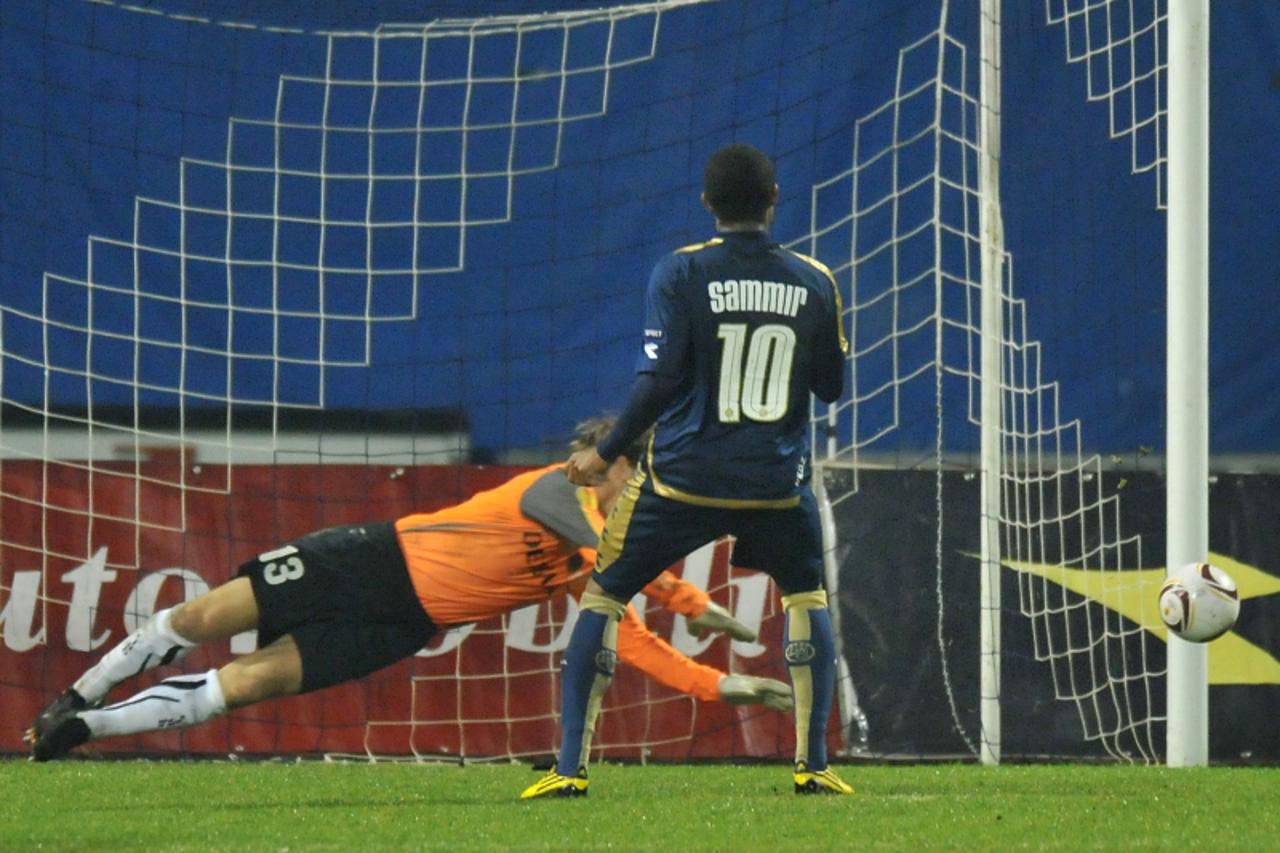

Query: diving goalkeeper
left=25, top=418, right=789, bottom=761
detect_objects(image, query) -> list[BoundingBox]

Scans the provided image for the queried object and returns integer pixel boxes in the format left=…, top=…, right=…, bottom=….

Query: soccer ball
left=1158, top=562, right=1240, bottom=642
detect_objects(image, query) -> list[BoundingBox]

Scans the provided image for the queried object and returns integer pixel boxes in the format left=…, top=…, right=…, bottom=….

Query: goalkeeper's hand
left=686, top=601, right=757, bottom=642
left=717, top=675, right=793, bottom=711
left=564, top=447, right=608, bottom=485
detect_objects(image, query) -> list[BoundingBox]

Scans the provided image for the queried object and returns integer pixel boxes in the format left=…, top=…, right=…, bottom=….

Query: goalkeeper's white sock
left=73, top=607, right=197, bottom=704
left=79, top=670, right=227, bottom=739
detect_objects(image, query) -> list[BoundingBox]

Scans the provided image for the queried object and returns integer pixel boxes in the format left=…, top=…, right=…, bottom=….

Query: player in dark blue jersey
left=522, top=144, right=853, bottom=799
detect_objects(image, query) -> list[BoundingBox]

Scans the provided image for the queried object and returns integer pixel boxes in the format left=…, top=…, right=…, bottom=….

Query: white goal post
left=1163, top=0, right=1210, bottom=769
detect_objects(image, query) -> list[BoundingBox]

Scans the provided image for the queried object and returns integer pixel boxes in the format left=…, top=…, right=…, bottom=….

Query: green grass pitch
left=2, top=759, right=1276, bottom=849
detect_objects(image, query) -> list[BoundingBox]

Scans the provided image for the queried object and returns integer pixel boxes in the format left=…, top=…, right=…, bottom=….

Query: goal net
left=0, top=0, right=805, bottom=762
left=806, top=0, right=1169, bottom=761
left=2, top=0, right=1175, bottom=763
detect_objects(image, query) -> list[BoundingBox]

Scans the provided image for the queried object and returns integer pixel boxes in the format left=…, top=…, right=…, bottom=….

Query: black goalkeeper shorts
left=236, top=522, right=437, bottom=694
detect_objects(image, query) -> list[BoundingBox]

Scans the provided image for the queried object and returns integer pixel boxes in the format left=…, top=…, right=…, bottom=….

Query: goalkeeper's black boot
left=793, top=761, right=854, bottom=795
left=25, top=688, right=94, bottom=762
left=520, top=765, right=589, bottom=799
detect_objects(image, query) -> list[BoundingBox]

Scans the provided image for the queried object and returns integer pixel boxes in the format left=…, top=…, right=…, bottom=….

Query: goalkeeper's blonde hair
left=570, top=416, right=651, bottom=464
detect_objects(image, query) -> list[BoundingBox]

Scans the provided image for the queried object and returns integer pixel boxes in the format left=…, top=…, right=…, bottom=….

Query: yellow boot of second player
left=793, top=762, right=854, bottom=795
left=521, top=766, right=589, bottom=799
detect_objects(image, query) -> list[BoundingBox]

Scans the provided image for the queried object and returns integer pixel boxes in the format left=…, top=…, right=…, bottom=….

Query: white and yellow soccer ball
left=1158, top=562, right=1241, bottom=642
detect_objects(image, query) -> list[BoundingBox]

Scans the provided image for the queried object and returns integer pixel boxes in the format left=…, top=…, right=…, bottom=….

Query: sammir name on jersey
left=706, top=279, right=808, bottom=318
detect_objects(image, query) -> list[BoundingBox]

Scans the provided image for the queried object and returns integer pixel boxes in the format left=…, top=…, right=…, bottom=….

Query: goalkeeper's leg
left=521, top=586, right=626, bottom=799
left=28, top=634, right=303, bottom=761
left=27, top=578, right=261, bottom=759
left=783, top=589, right=853, bottom=795
left=70, top=577, right=258, bottom=705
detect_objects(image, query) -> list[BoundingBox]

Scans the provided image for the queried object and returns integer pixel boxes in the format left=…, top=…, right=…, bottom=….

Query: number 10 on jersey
left=716, top=323, right=796, bottom=423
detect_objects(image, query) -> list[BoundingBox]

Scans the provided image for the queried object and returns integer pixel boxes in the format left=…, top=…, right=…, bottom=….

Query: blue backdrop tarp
left=1, top=0, right=1276, bottom=454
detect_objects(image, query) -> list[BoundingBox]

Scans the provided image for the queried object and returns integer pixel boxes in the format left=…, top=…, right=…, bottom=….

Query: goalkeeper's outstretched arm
left=641, top=570, right=757, bottom=642
left=614, top=603, right=791, bottom=710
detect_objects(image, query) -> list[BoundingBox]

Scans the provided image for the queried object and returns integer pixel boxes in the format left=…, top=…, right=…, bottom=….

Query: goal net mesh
left=1, top=0, right=1171, bottom=762
left=808, top=0, right=1167, bottom=761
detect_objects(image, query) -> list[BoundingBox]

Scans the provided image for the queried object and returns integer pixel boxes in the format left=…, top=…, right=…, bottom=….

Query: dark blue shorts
left=593, top=470, right=825, bottom=601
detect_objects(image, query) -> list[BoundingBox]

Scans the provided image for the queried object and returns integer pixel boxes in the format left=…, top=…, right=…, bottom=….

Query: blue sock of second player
left=556, top=608, right=610, bottom=777
left=806, top=606, right=837, bottom=769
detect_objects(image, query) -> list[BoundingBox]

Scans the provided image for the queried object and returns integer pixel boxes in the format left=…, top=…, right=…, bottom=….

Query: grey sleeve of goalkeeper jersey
left=519, top=469, right=600, bottom=550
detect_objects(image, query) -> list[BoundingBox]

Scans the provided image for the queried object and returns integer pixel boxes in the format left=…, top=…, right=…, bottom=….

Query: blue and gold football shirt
left=635, top=230, right=847, bottom=507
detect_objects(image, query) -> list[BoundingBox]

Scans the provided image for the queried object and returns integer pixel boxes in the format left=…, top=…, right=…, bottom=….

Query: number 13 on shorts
left=258, top=545, right=306, bottom=586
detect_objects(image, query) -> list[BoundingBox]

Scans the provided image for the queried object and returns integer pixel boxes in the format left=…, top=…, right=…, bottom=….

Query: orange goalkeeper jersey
left=395, top=466, right=596, bottom=626
left=394, top=465, right=722, bottom=701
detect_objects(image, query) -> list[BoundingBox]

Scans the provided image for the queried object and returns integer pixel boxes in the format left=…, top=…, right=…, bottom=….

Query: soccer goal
left=1, top=0, right=1211, bottom=764
left=804, top=0, right=1190, bottom=765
